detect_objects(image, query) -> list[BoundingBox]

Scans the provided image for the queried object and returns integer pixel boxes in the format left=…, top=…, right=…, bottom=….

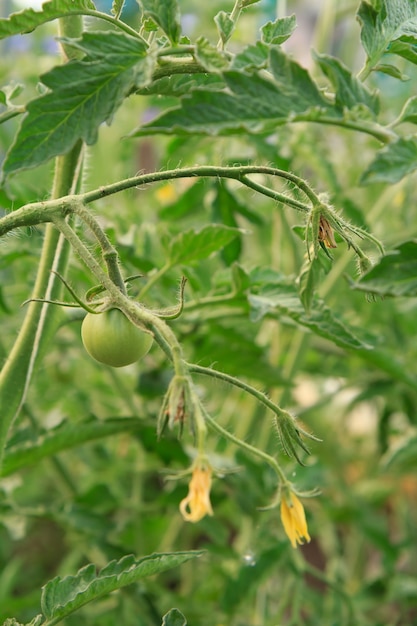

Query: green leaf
left=111, top=0, right=125, bottom=18
left=168, top=225, right=242, bottom=266
left=373, top=63, right=409, bottom=80
left=297, top=256, right=322, bottom=315
left=389, top=39, right=417, bottom=64
left=231, top=42, right=269, bottom=71
left=139, top=0, right=181, bottom=43
left=138, top=73, right=224, bottom=97
left=194, top=36, right=229, bottom=72
left=394, top=95, right=417, bottom=125
left=41, top=552, right=203, bottom=621
left=162, top=608, right=187, bottom=626
left=261, top=14, right=296, bottom=45
left=3, top=32, right=154, bottom=175
left=360, top=137, right=417, bottom=184
left=314, top=51, right=379, bottom=113
left=134, top=50, right=335, bottom=137
left=350, top=240, right=417, bottom=297
left=382, top=429, right=417, bottom=471
left=0, top=0, right=96, bottom=40
left=1, top=417, right=145, bottom=477
left=268, top=47, right=333, bottom=113
left=214, top=11, right=235, bottom=45
left=357, top=0, right=417, bottom=71
left=248, top=283, right=372, bottom=350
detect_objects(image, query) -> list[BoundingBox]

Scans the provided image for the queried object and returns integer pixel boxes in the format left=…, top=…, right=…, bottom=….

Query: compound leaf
left=1, top=417, right=146, bottom=477
left=139, top=0, right=181, bottom=43
left=314, top=51, right=379, bottom=113
left=350, top=240, right=417, bottom=297
left=42, top=552, right=203, bottom=620
left=168, top=225, right=241, bottom=266
left=357, top=0, right=417, bottom=72
left=261, top=14, right=296, bottom=45
left=248, top=283, right=371, bottom=350
left=3, top=32, right=153, bottom=175
left=360, top=137, right=417, bottom=184
left=394, top=96, right=417, bottom=126
left=133, top=49, right=335, bottom=137
left=0, top=0, right=96, bottom=40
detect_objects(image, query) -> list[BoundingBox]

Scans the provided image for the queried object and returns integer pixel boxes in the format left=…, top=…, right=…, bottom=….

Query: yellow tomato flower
left=280, top=491, right=311, bottom=548
left=180, top=464, right=214, bottom=523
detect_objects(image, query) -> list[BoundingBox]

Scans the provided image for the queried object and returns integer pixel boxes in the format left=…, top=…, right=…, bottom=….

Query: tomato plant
left=1, top=1, right=417, bottom=626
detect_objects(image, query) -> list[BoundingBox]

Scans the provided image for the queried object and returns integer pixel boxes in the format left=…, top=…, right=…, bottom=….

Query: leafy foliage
left=3, top=32, right=153, bottom=175
left=138, top=0, right=181, bottom=44
left=357, top=0, right=417, bottom=74
left=350, top=240, right=417, bottom=296
left=41, top=552, right=202, bottom=621
left=0, top=0, right=96, bottom=40
left=360, top=137, right=417, bottom=183
left=1, top=417, right=147, bottom=477
left=1, top=1, right=417, bottom=625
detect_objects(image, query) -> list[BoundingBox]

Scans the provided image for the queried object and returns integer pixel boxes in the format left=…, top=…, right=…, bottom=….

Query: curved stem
left=78, top=9, right=146, bottom=40
left=188, top=362, right=289, bottom=417
left=0, top=17, right=85, bottom=471
left=81, top=165, right=318, bottom=208
left=203, top=407, right=288, bottom=486
left=137, top=262, right=171, bottom=300
left=73, top=203, right=127, bottom=294
left=240, top=175, right=310, bottom=213
left=301, top=115, right=396, bottom=144
left=0, top=165, right=315, bottom=238
left=157, top=45, right=195, bottom=57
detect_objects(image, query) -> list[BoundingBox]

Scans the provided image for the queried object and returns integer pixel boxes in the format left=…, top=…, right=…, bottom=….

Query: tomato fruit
left=81, top=309, right=153, bottom=367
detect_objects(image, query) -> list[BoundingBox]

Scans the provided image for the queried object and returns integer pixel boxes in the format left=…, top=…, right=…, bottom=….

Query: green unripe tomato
left=81, top=309, right=153, bottom=368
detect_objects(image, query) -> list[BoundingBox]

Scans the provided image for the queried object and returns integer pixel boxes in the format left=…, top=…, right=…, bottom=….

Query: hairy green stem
left=80, top=165, right=318, bottom=207
left=240, top=175, right=310, bottom=213
left=203, top=408, right=288, bottom=486
left=0, top=17, right=85, bottom=471
left=188, top=362, right=289, bottom=418
left=0, top=165, right=317, bottom=239
left=70, top=9, right=146, bottom=40
left=73, top=203, right=127, bottom=294
left=296, top=115, right=396, bottom=144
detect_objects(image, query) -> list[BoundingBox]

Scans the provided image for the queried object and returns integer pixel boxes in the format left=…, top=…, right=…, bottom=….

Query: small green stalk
left=203, top=407, right=289, bottom=488
left=0, top=165, right=324, bottom=240
left=0, top=16, right=85, bottom=471
left=189, top=363, right=318, bottom=464
left=73, top=203, right=127, bottom=294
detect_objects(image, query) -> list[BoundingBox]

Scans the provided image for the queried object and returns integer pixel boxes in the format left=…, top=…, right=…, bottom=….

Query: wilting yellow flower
left=180, top=464, right=214, bottom=523
left=318, top=215, right=337, bottom=248
left=280, top=491, right=311, bottom=548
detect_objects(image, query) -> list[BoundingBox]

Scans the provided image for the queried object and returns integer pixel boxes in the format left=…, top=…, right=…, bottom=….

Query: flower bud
left=280, top=490, right=311, bottom=548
